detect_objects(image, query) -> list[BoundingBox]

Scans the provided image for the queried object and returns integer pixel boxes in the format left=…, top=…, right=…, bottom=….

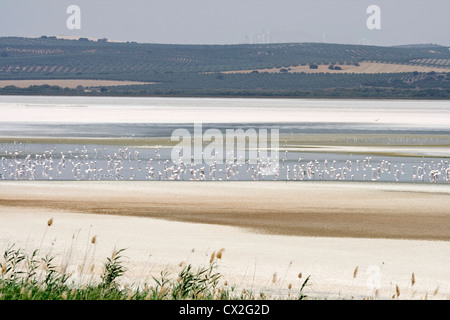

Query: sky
left=0, top=0, right=449, bottom=46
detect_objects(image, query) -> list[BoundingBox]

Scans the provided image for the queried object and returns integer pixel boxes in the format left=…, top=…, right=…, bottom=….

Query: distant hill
left=391, top=43, right=447, bottom=49
left=0, top=36, right=449, bottom=99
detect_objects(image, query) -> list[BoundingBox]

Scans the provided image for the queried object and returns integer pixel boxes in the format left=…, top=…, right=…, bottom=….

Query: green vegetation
left=2, top=81, right=449, bottom=99
left=0, top=36, right=449, bottom=98
left=0, top=244, right=311, bottom=300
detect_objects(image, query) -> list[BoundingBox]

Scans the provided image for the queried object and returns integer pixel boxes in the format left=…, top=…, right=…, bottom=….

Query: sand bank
left=1, top=181, right=449, bottom=241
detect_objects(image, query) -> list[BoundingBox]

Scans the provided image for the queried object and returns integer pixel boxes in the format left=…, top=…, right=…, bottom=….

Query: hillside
left=0, top=36, right=449, bottom=98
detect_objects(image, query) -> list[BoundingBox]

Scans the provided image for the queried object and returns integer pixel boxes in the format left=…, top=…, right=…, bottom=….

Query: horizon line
left=1, top=35, right=448, bottom=48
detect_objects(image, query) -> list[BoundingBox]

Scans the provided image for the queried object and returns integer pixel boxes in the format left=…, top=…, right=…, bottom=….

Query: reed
left=0, top=243, right=312, bottom=300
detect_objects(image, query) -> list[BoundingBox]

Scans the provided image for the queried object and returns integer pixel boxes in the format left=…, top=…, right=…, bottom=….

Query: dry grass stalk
left=216, top=248, right=225, bottom=259
left=353, top=266, right=359, bottom=279
left=434, top=286, right=439, bottom=296
left=272, top=272, right=277, bottom=284
left=209, top=251, right=216, bottom=264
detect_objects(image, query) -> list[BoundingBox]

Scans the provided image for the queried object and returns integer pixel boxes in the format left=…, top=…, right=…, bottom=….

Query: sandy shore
left=1, top=181, right=449, bottom=299
left=1, top=181, right=450, bottom=240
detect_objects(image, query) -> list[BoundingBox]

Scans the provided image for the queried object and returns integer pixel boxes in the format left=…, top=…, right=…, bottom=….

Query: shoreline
left=1, top=92, right=450, bottom=101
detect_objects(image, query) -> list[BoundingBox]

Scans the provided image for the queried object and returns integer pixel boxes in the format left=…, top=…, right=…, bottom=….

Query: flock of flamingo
left=1, top=142, right=449, bottom=183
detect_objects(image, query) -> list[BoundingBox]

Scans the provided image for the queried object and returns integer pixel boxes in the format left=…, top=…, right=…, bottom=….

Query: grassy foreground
left=0, top=241, right=310, bottom=301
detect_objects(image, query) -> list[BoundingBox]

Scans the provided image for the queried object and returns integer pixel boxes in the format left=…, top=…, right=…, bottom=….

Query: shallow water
left=0, top=96, right=449, bottom=183
left=1, top=142, right=448, bottom=182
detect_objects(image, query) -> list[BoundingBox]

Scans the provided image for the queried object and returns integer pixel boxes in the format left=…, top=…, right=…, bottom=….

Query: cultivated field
left=223, top=62, right=450, bottom=74
left=0, top=79, right=155, bottom=88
